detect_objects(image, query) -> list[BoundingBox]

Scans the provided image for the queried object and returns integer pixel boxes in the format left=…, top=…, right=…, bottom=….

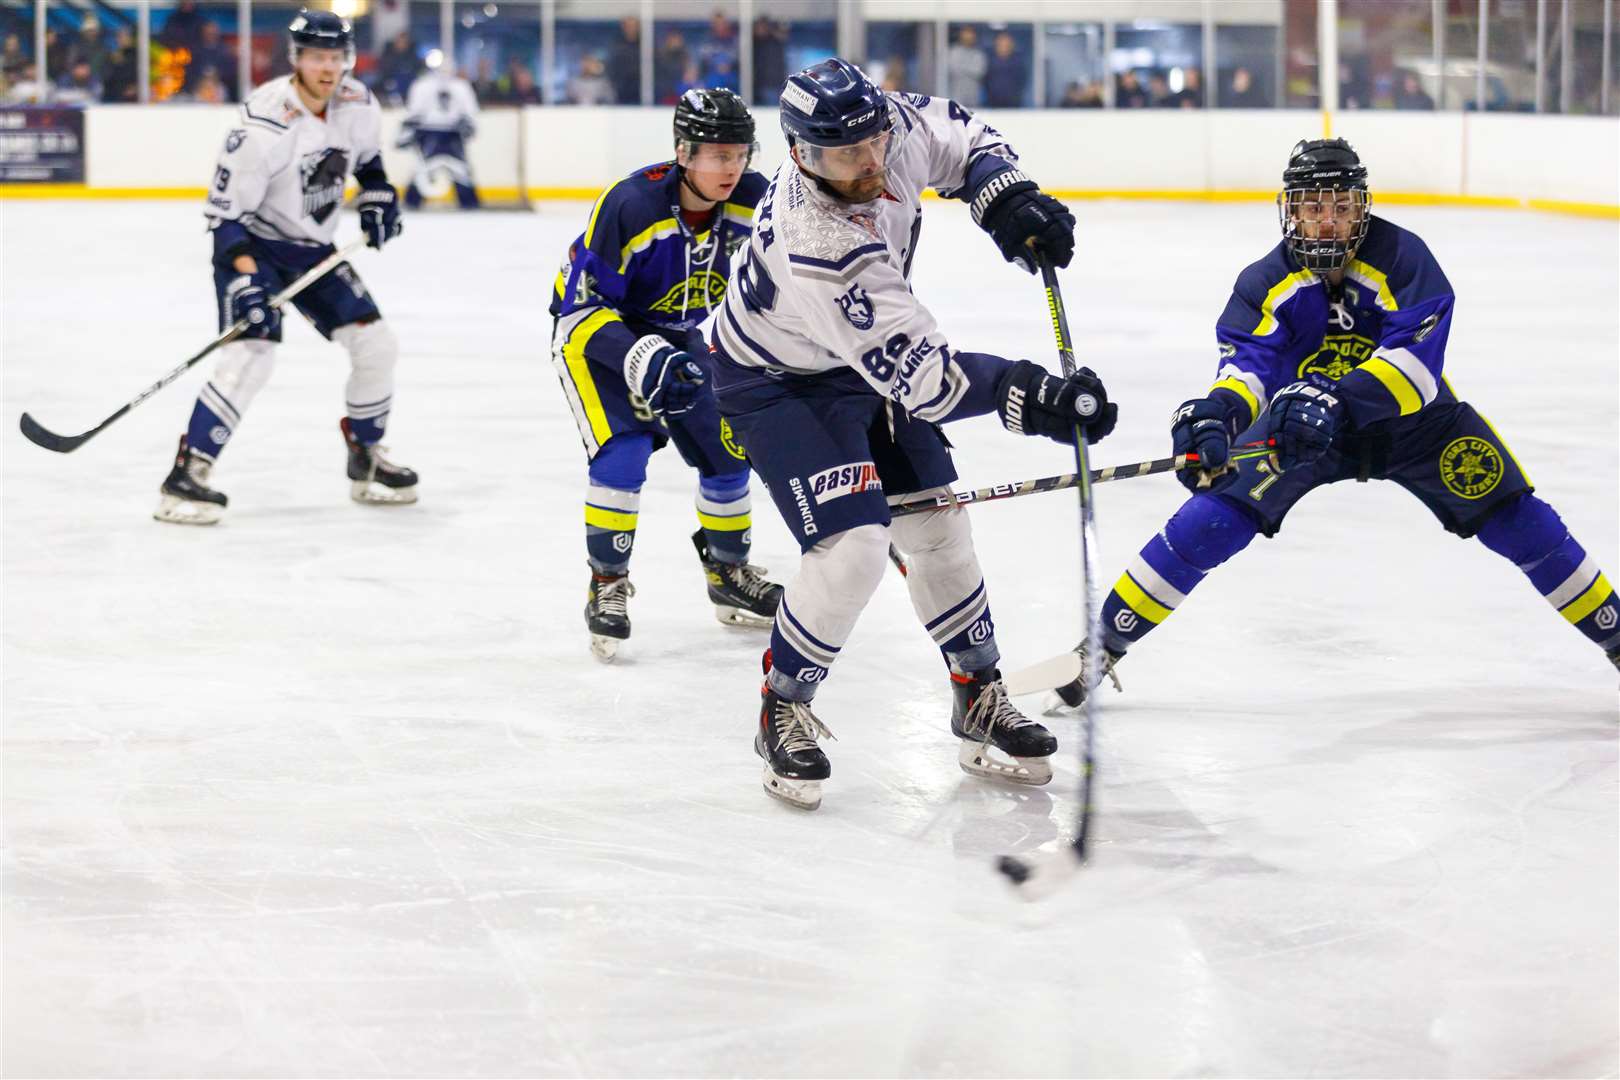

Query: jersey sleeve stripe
left=1251, top=269, right=1318, bottom=337
left=1211, top=370, right=1264, bottom=425
left=787, top=243, right=886, bottom=272
left=1373, top=345, right=1438, bottom=403
left=1357, top=356, right=1424, bottom=415
left=617, top=218, right=680, bottom=273
left=583, top=177, right=628, bottom=248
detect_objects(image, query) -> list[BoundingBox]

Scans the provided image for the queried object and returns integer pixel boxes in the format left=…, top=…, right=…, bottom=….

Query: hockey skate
left=153, top=436, right=227, bottom=525
left=951, top=668, right=1058, bottom=786
left=692, top=530, right=782, bottom=628
left=756, top=650, right=834, bottom=810
left=1043, top=641, right=1124, bottom=716
left=341, top=418, right=419, bottom=505
left=585, top=572, right=635, bottom=662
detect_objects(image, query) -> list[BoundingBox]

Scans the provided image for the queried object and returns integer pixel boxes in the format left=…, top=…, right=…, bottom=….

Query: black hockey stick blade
left=19, top=411, right=101, bottom=454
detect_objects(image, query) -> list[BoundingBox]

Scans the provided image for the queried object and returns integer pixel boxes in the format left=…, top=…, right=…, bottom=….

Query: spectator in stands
left=752, top=16, right=787, bottom=105
left=3, top=61, right=45, bottom=104
left=509, top=64, right=541, bottom=105
left=1, top=34, right=28, bottom=82
left=1394, top=70, right=1434, bottom=110
left=1117, top=70, right=1150, bottom=108
left=568, top=55, right=615, bottom=105
left=1224, top=65, right=1266, bottom=107
left=472, top=56, right=498, bottom=102
left=608, top=17, right=641, bottom=104
left=698, top=9, right=737, bottom=87
left=191, top=65, right=228, bottom=104
left=947, top=25, right=986, bottom=106
left=103, top=27, right=138, bottom=102
left=983, top=30, right=1025, bottom=108
left=160, top=1, right=206, bottom=53
left=1166, top=67, right=1203, bottom=108
left=53, top=57, right=101, bottom=104
left=875, top=55, right=907, bottom=93
left=654, top=28, right=688, bottom=104
left=184, top=20, right=235, bottom=101
left=67, top=13, right=108, bottom=84
left=376, top=31, right=418, bottom=105
left=1058, top=80, right=1103, bottom=108
left=1148, top=72, right=1171, bottom=106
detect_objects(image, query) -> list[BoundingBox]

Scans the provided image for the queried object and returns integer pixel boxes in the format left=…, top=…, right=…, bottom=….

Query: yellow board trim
left=562, top=308, right=622, bottom=447
left=1344, top=259, right=1399, bottom=311
left=1359, top=357, right=1424, bottom=416
left=584, top=505, right=639, bottom=531
left=1253, top=269, right=1317, bottom=337
left=1211, top=376, right=1261, bottom=426
left=696, top=510, right=751, bottom=532
left=1561, top=574, right=1613, bottom=625
left=1114, top=572, right=1172, bottom=624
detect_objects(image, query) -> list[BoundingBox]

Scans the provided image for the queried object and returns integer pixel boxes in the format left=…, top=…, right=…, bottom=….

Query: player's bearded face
left=1290, top=188, right=1365, bottom=245
left=678, top=142, right=753, bottom=202
left=796, top=130, right=893, bottom=203
left=294, top=47, right=346, bottom=101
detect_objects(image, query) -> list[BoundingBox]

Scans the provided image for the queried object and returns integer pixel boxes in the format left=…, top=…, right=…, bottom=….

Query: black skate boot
left=585, top=571, right=635, bottom=663
left=153, top=436, right=228, bottom=525
left=341, top=418, right=419, bottom=505
left=1045, top=640, right=1124, bottom=715
left=692, top=529, right=782, bottom=628
left=951, top=668, right=1058, bottom=786
left=756, top=649, right=834, bottom=810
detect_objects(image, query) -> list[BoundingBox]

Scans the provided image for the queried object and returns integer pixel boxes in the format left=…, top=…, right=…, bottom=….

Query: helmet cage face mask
left=1278, top=185, right=1371, bottom=272
left=792, top=100, right=909, bottom=183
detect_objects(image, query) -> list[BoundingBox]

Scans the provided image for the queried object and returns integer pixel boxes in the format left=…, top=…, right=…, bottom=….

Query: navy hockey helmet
left=1278, top=138, right=1371, bottom=272
left=287, top=9, right=355, bottom=69
left=778, top=58, right=908, bottom=188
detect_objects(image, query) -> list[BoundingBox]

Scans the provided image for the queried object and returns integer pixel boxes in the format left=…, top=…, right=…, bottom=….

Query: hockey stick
left=996, top=256, right=1102, bottom=898
left=887, top=441, right=1274, bottom=518
left=18, top=238, right=368, bottom=454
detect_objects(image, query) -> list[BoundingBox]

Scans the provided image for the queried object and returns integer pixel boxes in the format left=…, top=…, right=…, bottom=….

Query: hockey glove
left=1170, top=393, right=1245, bottom=493
left=223, top=272, right=279, bottom=339
left=626, top=335, right=707, bottom=418
left=996, top=359, right=1117, bottom=446
left=356, top=186, right=403, bottom=250
left=1266, top=381, right=1343, bottom=471
left=971, top=169, right=1076, bottom=275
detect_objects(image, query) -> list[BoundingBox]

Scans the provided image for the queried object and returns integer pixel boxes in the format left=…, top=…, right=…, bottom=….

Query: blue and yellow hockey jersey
left=550, top=161, right=768, bottom=369
left=1208, top=215, right=1457, bottom=432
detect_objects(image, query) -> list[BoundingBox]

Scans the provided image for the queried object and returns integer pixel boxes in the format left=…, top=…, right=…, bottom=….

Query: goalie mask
left=1278, top=138, right=1370, bottom=273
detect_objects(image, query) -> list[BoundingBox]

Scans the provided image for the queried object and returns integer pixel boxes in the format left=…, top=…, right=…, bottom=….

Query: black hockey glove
left=626, top=335, right=707, bottom=418
left=971, top=169, right=1075, bottom=275
left=356, top=186, right=403, bottom=250
left=996, top=359, right=1116, bottom=446
left=223, top=272, right=279, bottom=339
left=1266, top=381, right=1343, bottom=471
left=1170, top=395, right=1244, bottom=493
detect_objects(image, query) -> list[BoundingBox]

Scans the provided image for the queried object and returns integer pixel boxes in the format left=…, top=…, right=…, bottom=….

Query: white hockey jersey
left=404, top=71, right=479, bottom=135
left=203, top=75, right=383, bottom=248
left=712, top=93, right=1019, bottom=424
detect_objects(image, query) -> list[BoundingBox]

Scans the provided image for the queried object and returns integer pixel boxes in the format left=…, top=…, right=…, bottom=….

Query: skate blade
left=958, top=740, right=1053, bottom=786
left=350, top=480, right=419, bottom=505
left=589, top=635, right=622, bottom=663
left=761, top=764, right=822, bottom=810
left=153, top=496, right=223, bottom=526
left=713, top=604, right=773, bottom=629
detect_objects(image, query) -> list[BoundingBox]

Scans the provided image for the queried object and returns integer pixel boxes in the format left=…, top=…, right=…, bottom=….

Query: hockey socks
left=584, top=483, right=639, bottom=574
left=695, top=470, right=752, bottom=564
left=1100, top=494, right=1258, bottom=652
left=1476, top=494, right=1620, bottom=655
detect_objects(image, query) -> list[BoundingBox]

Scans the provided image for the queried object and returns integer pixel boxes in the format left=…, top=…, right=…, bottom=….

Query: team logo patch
left=612, top=533, right=632, bottom=552
left=1595, top=605, right=1618, bottom=631
left=1113, top=609, right=1139, bottom=634
left=648, top=270, right=727, bottom=314
left=1218, top=341, right=1237, bottom=360
left=720, top=418, right=747, bottom=461
left=780, top=82, right=819, bottom=115
left=1413, top=312, right=1441, bottom=343
left=835, top=283, right=875, bottom=330
left=1438, top=436, right=1504, bottom=500
left=966, top=618, right=993, bottom=645
left=224, top=128, right=246, bottom=153
left=299, top=147, right=350, bottom=224
left=1299, top=335, right=1373, bottom=381
left=807, top=462, right=881, bottom=504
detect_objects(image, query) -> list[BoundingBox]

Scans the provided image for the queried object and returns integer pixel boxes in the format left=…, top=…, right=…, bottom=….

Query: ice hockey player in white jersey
left=156, top=9, right=414, bottom=525
left=710, top=58, right=1118, bottom=810
left=399, top=51, right=480, bottom=210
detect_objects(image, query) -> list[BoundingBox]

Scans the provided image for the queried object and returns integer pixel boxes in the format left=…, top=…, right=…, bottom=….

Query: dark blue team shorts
left=1216, top=400, right=1532, bottom=539
left=214, top=237, right=381, bottom=341
left=715, top=356, right=957, bottom=552
left=551, top=321, right=747, bottom=478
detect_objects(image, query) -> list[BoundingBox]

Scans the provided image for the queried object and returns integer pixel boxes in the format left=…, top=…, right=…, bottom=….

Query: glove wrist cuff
left=970, top=168, right=1034, bottom=226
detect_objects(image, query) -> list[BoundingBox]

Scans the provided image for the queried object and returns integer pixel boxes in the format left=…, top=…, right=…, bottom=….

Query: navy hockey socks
left=1476, top=494, right=1620, bottom=655
left=695, top=471, right=752, bottom=564
left=185, top=387, right=238, bottom=460
left=584, top=483, right=639, bottom=574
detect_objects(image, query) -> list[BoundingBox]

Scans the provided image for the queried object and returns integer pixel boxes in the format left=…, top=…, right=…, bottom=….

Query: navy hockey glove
left=1170, top=394, right=1244, bottom=493
left=996, top=359, right=1117, bottom=445
left=223, top=272, right=279, bottom=339
left=971, top=169, right=1076, bottom=275
left=1266, top=381, right=1343, bottom=471
left=626, top=335, right=707, bottom=418
left=356, top=187, right=403, bottom=250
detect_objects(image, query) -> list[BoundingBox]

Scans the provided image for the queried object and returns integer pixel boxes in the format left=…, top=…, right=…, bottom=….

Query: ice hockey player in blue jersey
left=550, top=88, right=782, bottom=662
left=1050, top=137, right=1620, bottom=709
left=711, top=59, right=1118, bottom=811
left=155, top=9, right=413, bottom=525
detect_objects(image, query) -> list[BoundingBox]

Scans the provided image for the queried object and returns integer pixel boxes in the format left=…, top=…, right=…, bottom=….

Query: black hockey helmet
left=1277, top=138, right=1371, bottom=272
left=287, top=9, right=355, bottom=69
left=674, top=88, right=756, bottom=148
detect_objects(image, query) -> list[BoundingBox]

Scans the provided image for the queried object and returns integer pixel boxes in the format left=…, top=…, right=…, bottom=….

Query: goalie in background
left=399, top=49, right=480, bottom=210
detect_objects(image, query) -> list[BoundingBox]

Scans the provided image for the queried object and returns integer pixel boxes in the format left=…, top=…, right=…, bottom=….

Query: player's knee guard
left=1475, top=493, right=1566, bottom=565
left=334, top=320, right=398, bottom=439
left=1166, top=494, right=1260, bottom=571
left=769, top=524, right=892, bottom=695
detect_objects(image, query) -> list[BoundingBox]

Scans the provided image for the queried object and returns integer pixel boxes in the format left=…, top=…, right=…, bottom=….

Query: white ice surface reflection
left=3, top=199, right=1616, bottom=1077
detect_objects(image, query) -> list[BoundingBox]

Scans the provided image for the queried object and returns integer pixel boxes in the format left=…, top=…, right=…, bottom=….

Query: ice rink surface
left=3, top=197, right=1616, bottom=1078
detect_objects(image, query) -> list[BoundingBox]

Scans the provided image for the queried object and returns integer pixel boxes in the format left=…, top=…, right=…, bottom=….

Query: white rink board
left=3, top=199, right=1617, bottom=1077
